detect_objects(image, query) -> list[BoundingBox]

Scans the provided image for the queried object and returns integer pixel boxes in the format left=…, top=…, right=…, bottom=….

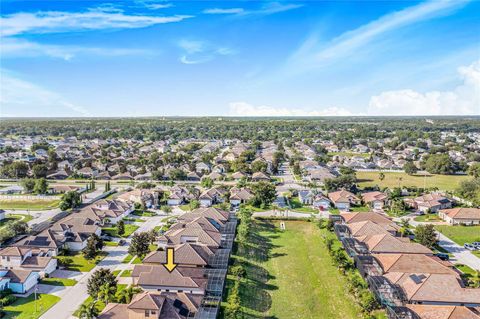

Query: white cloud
left=203, top=8, right=245, bottom=15
left=203, top=2, right=302, bottom=17
left=368, top=60, right=480, bottom=115
left=228, top=102, right=356, bottom=117
left=1, top=37, right=153, bottom=60
left=0, top=70, right=90, bottom=116
left=0, top=8, right=192, bottom=36
left=288, top=0, right=470, bottom=71
left=144, top=3, right=173, bottom=10
left=178, top=39, right=235, bottom=64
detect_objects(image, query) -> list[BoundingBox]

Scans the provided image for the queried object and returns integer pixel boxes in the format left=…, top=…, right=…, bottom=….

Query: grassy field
left=356, top=171, right=470, bottom=191
left=56, top=251, right=107, bottom=272
left=40, top=277, right=77, bottom=286
left=0, top=199, right=60, bottom=210
left=2, top=293, right=60, bottom=319
left=435, top=225, right=480, bottom=246
left=102, top=224, right=139, bottom=238
left=224, top=220, right=364, bottom=318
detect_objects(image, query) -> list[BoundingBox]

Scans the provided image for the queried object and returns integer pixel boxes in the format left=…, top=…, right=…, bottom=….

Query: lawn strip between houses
left=223, top=219, right=365, bottom=318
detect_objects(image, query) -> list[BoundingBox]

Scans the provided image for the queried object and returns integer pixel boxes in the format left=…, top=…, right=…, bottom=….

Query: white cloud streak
left=178, top=39, right=235, bottom=65
left=203, top=2, right=302, bottom=17
left=0, top=70, right=90, bottom=116
left=1, top=9, right=192, bottom=36
left=368, top=60, right=480, bottom=115
left=228, top=102, right=356, bottom=117
left=288, top=0, right=470, bottom=71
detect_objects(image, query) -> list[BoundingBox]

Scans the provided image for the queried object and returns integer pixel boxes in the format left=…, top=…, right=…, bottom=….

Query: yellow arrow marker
left=163, top=247, right=177, bottom=273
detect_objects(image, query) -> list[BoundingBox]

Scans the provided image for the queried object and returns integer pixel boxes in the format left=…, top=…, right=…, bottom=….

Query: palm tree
left=78, top=300, right=99, bottom=319
left=97, top=282, right=117, bottom=305
left=116, top=285, right=142, bottom=304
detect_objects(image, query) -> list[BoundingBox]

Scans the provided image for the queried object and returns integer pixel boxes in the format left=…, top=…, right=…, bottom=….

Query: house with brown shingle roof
left=406, top=304, right=480, bottom=319
left=0, top=246, right=57, bottom=275
left=439, top=208, right=480, bottom=225
left=99, top=291, right=202, bottom=319
left=361, top=191, right=388, bottom=209
left=132, top=265, right=207, bottom=294
left=328, top=190, right=360, bottom=210
left=143, top=243, right=214, bottom=268
left=340, top=212, right=399, bottom=234
left=409, top=193, right=453, bottom=213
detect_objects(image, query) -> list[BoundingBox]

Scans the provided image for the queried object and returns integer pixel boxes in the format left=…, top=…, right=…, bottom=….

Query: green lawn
left=0, top=199, right=60, bottom=210
left=414, top=214, right=442, bottom=222
left=224, top=220, right=364, bottom=318
left=123, top=217, right=145, bottom=223
left=435, top=225, right=480, bottom=246
left=40, top=277, right=77, bottom=286
left=356, top=171, right=470, bottom=191
left=102, top=224, right=139, bottom=238
left=0, top=214, right=33, bottom=228
left=104, top=241, right=119, bottom=247
left=2, top=293, right=60, bottom=319
left=120, top=269, right=132, bottom=277
left=122, top=254, right=141, bottom=264
left=289, top=198, right=318, bottom=213
left=131, top=210, right=156, bottom=217
left=56, top=251, right=107, bottom=272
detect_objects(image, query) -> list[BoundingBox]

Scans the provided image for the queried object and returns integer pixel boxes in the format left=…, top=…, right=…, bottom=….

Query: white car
left=464, top=243, right=476, bottom=251
left=472, top=242, right=480, bottom=249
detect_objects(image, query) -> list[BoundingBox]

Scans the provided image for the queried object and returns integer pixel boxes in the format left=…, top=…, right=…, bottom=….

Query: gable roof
left=440, top=208, right=480, bottom=220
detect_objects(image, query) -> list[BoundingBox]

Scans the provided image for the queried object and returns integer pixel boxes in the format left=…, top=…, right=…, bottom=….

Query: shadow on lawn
left=225, top=220, right=289, bottom=317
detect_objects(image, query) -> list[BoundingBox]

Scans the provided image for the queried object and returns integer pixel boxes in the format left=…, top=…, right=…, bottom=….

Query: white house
left=0, top=269, right=39, bottom=294
left=439, top=208, right=480, bottom=225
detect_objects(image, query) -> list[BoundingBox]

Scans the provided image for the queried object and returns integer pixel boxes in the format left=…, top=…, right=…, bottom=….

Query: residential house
left=438, top=208, right=480, bottom=225
left=328, top=190, right=361, bottom=210
left=229, top=188, right=253, bottom=206
left=312, top=194, right=331, bottom=210
left=0, top=269, right=39, bottom=293
left=251, top=172, right=270, bottom=182
left=99, top=291, right=202, bottom=319
left=407, top=193, right=453, bottom=213
left=0, top=247, right=57, bottom=275
left=362, top=191, right=388, bottom=209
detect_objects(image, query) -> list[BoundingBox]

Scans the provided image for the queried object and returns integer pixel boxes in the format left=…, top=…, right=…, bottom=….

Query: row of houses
left=333, top=211, right=480, bottom=319
left=0, top=197, right=134, bottom=294
left=98, top=207, right=238, bottom=319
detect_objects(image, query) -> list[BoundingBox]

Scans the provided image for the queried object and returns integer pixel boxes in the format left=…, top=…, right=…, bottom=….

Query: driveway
left=397, top=215, right=480, bottom=271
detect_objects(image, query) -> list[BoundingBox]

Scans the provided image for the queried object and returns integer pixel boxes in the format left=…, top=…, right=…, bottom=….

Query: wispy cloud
left=0, top=70, right=90, bottom=116
left=287, top=0, right=470, bottom=72
left=1, top=8, right=192, bottom=36
left=144, top=3, right=173, bottom=10
left=228, top=102, right=356, bottom=116
left=368, top=59, right=480, bottom=115
left=178, top=39, right=235, bottom=64
left=203, top=2, right=302, bottom=17
left=1, top=37, right=154, bottom=60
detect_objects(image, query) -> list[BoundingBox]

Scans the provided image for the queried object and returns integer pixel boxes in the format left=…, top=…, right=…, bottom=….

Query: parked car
left=434, top=253, right=450, bottom=261
left=464, top=243, right=476, bottom=251
left=118, top=239, right=126, bottom=246
left=472, top=242, right=480, bottom=249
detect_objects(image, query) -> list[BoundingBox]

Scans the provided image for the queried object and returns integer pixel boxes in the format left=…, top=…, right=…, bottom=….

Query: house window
left=145, top=310, right=150, bottom=317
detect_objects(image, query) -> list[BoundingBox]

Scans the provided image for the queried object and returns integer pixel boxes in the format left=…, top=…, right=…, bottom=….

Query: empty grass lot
left=224, top=220, right=364, bottom=318
left=0, top=214, right=33, bottom=228
left=356, top=171, right=470, bottom=191
left=2, top=293, right=60, bottom=319
left=435, top=225, right=480, bottom=246
left=0, top=199, right=60, bottom=210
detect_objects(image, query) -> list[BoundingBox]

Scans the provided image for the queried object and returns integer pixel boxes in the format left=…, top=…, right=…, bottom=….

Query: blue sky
left=1, top=0, right=479, bottom=117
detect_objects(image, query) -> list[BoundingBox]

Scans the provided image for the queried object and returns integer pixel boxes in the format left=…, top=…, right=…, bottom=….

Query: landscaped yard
left=102, top=224, right=139, bottom=238
left=40, top=277, right=77, bottom=286
left=122, top=254, right=142, bottom=264
left=289, top=198, right=318, bottom=213
left=328, top=151, right=370, bottom=158
left=120, top=269, right=132, bottom=277
left=435, top=225, right=480, bottom=246
left=224, top=220, right=366, bottom=318
left=0, top=199, right=60, bottom=210
left=131, top=210, right=156, bottom=217
left=0, top=214, right=33, bottom=228
left=2, top=293, right=60, bottom=319
left=356, top=171, right=471, bottom=191
left=56, top=251, right=107, bottom=272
